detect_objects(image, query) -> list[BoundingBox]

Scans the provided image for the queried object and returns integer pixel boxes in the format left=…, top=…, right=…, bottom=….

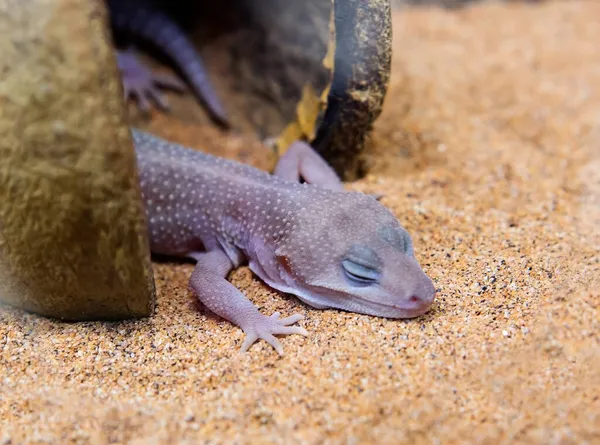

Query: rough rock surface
left=0, top=0, right=155, bottom=320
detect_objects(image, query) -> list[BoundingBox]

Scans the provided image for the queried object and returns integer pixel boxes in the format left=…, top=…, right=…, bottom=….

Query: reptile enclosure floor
left=1, top=1, right=598, bottom=443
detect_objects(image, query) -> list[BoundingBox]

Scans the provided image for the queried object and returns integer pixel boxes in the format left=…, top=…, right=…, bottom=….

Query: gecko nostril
left=408, top=288, right=435, bottom=308
left=408, top=295, right=427, bottom=309
left=409, top=295, right=420, bottom=304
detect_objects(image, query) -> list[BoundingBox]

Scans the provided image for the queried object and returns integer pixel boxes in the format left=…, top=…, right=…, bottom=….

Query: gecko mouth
left=292, top=283, right=433, bottom=319
left=349, top=294, right=432, bottom=318
left=256, top=272, right=433, bottom=319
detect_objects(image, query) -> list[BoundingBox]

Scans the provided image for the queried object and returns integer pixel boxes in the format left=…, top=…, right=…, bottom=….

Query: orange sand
left=1, top=1, right=598, bottom=443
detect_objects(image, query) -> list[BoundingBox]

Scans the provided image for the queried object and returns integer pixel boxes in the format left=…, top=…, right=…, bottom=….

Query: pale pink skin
left=133, top=130, right=436, bottom=355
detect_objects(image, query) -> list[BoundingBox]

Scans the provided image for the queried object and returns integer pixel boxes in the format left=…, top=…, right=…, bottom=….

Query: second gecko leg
left=117, top=49, right=186, bottom=113
left=273, top=141, right=345, bottom=191
left=274, top=141, right=384, bottom=199
left=189, top=249, right=308, bottom=355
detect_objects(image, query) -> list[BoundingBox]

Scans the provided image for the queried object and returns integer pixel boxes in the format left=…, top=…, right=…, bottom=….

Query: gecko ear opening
left=277, top=254, right=292, bottom=273
left=275, top=250, right=298, bottom=282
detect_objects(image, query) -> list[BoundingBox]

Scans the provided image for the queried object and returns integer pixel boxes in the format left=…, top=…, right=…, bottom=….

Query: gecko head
left=275, top=192, right=436, bottom=319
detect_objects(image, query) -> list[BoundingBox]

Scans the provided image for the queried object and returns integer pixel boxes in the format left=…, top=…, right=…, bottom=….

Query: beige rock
left=0, top=0, right=155, bottom=320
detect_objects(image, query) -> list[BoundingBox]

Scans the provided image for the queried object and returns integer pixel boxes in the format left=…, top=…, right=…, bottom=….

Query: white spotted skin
left=133, top=129, right=436, bottom=320
left=133, top=130, right=305, bottom=265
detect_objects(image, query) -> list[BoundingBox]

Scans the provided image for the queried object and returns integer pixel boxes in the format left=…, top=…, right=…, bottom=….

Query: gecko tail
left=108, top=1, right=229, bottom=127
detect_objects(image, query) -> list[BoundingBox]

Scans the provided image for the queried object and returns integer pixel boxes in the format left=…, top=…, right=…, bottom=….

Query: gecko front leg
left=189, top=249, right=308, bottom=355
left=117, top=49, right=186, bottom=113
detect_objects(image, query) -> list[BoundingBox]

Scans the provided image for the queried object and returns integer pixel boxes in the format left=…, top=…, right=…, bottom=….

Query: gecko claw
left=240, top=312, right=307, bottom=355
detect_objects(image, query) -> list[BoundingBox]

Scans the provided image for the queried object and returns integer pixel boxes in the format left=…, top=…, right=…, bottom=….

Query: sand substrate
left=1, top=1, right=599, bottom=443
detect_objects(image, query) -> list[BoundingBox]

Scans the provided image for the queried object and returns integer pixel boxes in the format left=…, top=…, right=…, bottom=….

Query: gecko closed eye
left=342, top=244, right=382, bottom=286
left=342, top=259, right=381, bottom=285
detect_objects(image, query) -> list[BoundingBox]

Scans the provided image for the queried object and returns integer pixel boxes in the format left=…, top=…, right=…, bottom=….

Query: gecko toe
left=240, top=312, right=307, bottom=355
left=278, top=314, right=304, bottom=325
left=136, top=93, right=151, bottom=114
left=274, top=326, right=309, bottom=337
left=154, top=72, right=187, bottom=92
left=147, top=88, right=170, bottom=111
left=240, top=332, right=259, bottom=353
left=262, top=333, right=284, bottom=356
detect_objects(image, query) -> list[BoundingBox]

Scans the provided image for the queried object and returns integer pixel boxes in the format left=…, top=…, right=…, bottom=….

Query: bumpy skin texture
left=134, top=130, right=436, bottom=354
left=108, top=0, right=228, bottom=126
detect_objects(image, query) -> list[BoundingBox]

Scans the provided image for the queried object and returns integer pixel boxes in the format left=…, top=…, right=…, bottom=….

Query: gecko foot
left=117, top=50, right=186, bottom=113
left=240, top=312, right=308, bottom=356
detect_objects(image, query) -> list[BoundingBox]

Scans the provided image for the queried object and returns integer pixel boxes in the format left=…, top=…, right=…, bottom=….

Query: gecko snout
left=404, top=275, right=436, bottom=315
